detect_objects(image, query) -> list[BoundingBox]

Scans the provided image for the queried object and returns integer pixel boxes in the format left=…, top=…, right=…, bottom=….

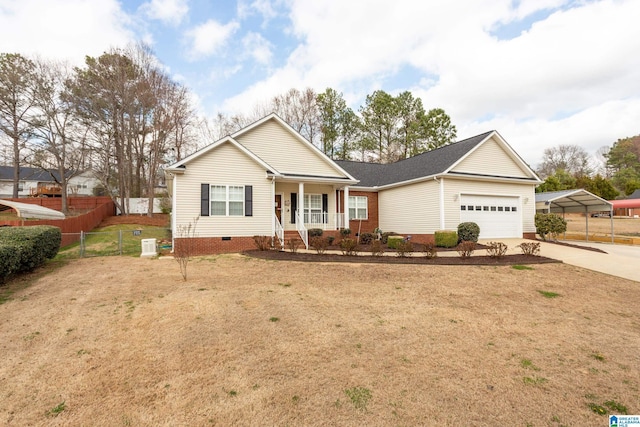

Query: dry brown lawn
left=565, top=214, right=640, bottom=236
left=1, top=254, right=638, bottom=426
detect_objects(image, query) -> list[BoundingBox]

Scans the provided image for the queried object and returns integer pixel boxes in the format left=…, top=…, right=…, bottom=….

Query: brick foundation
left=174, top=236, right=257, bottom=255
left=337, top=190, right=379, bottom=234
left=522, top=232, right=537, bottom=239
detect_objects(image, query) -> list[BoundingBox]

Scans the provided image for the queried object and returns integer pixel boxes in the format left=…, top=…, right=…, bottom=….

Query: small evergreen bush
left=535, top=213, right=567, bottom=241
left=0, top=225, right=61, bottom=282
left=380, top=232, right=397, bottom=244
left=308, top=228, right=323, bottom=238
left=340, top=228, right=351, bottom=238
left=457, top=222, right=480, bottom=243
left=387, top=235, right=404, bottom=249
left=434, top=230, right=458, bottom=248
left=358, top=232, right=374, bottom=245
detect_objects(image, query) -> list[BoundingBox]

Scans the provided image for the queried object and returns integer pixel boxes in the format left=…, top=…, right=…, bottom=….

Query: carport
left=0, top=199, right=65, bottom=221
left=535, top=189, right=613, bottom=242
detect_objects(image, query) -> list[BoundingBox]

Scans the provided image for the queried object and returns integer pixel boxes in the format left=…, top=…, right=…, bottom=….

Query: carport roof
left=535, top=189, right=613, bottom=213
left=0, top=199, right=65, bottom=220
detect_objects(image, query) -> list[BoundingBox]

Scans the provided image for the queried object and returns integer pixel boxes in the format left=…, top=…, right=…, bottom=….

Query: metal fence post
left=119, top=229, right=123, bottom=255
left=80, top=230, right=84, bottom=258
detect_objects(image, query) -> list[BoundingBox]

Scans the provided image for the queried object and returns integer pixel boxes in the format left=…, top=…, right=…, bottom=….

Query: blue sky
left=1, top=0, right=640, bottom=168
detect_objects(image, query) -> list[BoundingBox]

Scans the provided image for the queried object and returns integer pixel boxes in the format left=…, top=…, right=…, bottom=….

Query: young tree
left=0, top=53, right=37, bottom=197
left=28, top=59, right=88, bottom=213
left=538, top=144, right=593, bottom=178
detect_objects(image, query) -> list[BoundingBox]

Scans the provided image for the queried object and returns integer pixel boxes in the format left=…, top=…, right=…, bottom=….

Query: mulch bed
left=536, top=238, right=608, bottom=254
left=244, top=250, right=560, bottom=265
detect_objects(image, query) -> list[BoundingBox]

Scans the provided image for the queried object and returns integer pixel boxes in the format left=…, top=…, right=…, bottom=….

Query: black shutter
left=290, top=193, right=297, bottom=224
left=200, top=184, right=209, bottom=216
left=322, top=193, right=328, bottom=224
left=245, top=185, right=253, bottom=217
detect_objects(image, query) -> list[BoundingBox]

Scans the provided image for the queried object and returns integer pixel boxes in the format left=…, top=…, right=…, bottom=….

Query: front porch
left=272, top=180, right=352, bottom=249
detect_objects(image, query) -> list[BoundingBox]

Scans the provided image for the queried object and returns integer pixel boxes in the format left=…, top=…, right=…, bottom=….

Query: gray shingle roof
left=0, top=166, right=63, bottom=182
left=336, top=131, right=493, bottom=187
left=627, top=189, right=640, bottom=200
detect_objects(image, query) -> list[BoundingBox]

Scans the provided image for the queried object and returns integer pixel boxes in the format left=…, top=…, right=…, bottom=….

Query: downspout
left=610, top=205, right=614, bottom=244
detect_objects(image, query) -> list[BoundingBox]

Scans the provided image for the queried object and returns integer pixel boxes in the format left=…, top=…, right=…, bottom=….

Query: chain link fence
left=58, top=228, right=172, bottom=259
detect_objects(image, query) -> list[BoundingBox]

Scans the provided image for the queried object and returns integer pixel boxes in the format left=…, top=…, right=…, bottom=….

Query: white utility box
left=140, top=238, right=157, bottom=258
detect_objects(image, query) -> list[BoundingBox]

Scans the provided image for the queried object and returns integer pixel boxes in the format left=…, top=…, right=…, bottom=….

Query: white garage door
left=459, top=195, right=521, bottom=238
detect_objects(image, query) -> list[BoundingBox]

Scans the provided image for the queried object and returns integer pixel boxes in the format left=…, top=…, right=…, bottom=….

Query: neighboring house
left=611, top=189, right=640, bottom=217
left=166, top=114, right=542, bottom=254
left=0, top=166, right=99, bottom=198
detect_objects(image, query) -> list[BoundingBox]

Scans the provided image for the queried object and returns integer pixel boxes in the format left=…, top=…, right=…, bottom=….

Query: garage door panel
left=460, top=195, right=520, bottom=238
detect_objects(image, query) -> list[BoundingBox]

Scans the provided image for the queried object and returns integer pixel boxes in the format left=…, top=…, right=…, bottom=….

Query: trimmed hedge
left=387, top=235, right=404, bottom=249
left=435, top=230, right=458, bottom=248
left=0, top=226, right=61, bottom=283
left=308, top=228, right=323, bottom=238
left=535, top=213, right=567, bottom=241
left=457, top=222, right=480, bottom=243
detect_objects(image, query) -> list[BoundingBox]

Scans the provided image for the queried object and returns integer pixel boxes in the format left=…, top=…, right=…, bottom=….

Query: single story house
left=0, top=166, right=99, bottom=198
left=166, top=114, right=542, bottom=254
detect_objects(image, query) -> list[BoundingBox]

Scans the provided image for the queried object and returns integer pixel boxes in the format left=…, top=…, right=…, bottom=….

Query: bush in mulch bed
left=244, top=249, right=560, bottom=266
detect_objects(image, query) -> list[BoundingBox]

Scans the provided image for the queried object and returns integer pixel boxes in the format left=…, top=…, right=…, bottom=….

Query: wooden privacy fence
left=0, top=199, right=115, bottom=247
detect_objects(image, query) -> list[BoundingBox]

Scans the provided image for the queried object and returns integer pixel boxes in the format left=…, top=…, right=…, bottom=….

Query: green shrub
left=535, top=213, right=567, bottom=241
left=380, top=232, right=397, bottom=244
left=340, top=238, right=359, bottom=256
left=0, top=226, right=61, bottom=281
left=457, top=222, right=480, bottom=243
left=308, top=228, right=323, bottom=238
left=0, top=243, right=21, bottom=284
left=326, top=236, right=335, bottom=246
left=358, top=232, right=374, bottom=245
left=340, top=228, right=351, bottom=238
left=434, top=230, right=458, bottom=248
left=387, top=235, right=404, bottom=249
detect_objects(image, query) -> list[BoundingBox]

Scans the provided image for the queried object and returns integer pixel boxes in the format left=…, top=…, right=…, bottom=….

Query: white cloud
left=184, top=19, right=240, bottom=60
left=242, top=32, right=273, bottom=65
left=0, top=0, right=135, bottom=65
left=237, top=0, right=279, bottom=25
left=221, top=0, right=640, bottom=166
left=139, top=0, right=189, bottom=26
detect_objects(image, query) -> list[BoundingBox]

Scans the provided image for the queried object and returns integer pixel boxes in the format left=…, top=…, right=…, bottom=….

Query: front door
left=275, top=194, right=282, bottom=223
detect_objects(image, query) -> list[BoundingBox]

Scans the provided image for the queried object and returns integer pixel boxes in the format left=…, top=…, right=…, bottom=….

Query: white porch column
left=271, top=178, right=275, bottom=237
left=344, top=186, right=350, bottom=230
left=298, top=182, right=305, bottom=223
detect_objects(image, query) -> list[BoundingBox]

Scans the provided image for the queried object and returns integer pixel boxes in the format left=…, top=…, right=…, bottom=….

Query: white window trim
left=303, top=193, right=323, bottom=223
left=348, top=195, right=368, bottom=220
left=210, top=185, right=245, bottom=216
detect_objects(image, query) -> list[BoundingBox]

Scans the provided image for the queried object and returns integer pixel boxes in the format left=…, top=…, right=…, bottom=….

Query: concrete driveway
left=482, top=239, right=640, bottom=283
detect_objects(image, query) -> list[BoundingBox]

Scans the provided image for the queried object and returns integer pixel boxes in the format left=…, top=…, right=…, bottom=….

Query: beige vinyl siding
left=275, top=182, right=336, bottom=231
left=173, top=141, right=272, bottom=237
left=442, top=178, right=536, bottom=233
left=235, top=118, right=341, bottom=177
left=452, top=136, right=530, bottom=178
left=378, top=180, right=440, bottom=234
